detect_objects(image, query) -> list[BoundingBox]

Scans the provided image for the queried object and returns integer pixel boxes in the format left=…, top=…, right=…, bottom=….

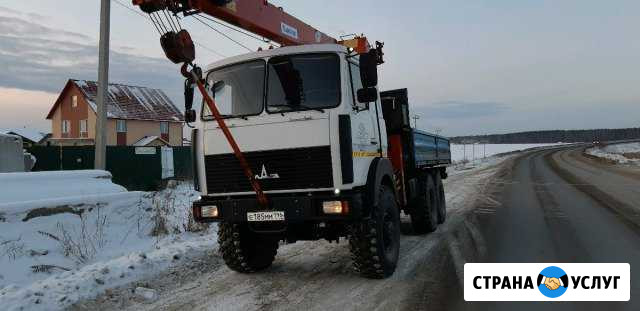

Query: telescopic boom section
left=133, top=0, right=337, bottom=46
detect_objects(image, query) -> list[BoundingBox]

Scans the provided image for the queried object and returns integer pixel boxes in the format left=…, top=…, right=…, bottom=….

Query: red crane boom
left=184, top=0, right=336, bottom=46
left=132, top=0, right=371, bottom=53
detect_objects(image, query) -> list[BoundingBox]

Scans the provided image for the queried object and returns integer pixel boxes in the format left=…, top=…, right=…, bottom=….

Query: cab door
left=347, top=59, right=380, bottom=187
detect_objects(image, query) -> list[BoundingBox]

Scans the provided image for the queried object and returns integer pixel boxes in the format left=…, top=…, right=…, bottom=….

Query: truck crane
left=133, top=0, right=451, bottom=279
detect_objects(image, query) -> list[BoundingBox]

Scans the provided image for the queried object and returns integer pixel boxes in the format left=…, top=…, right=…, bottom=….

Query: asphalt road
left=454, top=145, right=640, bottom=310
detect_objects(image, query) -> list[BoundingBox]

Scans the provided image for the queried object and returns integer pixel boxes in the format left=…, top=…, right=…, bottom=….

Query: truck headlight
left=201, top=205, right=219, bottom=218
left=322, top=201, right=349, bottom=214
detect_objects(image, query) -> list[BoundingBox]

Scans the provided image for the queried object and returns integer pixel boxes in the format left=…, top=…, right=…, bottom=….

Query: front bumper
left=193, top=191, right=363, bottom=223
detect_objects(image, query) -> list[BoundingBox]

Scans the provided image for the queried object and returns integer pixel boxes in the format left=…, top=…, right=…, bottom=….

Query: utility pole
left=95, top=0, right=110, bottom=170
left=412, top=115, right=420, bottom=129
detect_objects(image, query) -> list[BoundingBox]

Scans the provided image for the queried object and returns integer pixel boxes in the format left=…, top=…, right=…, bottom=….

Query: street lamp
left=412, top=114, right=420, bottom=129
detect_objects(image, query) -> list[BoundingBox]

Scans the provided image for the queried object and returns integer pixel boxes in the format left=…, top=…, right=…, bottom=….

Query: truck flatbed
left=412, top=129, right=451, bottom=167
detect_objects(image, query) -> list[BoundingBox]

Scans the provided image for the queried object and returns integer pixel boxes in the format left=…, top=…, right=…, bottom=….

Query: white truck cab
left=194, top=44, right=385, bottom=197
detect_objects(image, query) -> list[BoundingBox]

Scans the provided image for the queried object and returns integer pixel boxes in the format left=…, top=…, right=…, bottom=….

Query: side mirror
left=357, top=87, right=378, bottom=103
left=359, top=50, right=379, bottom=88
left=184, top=79, right=196, bottom=123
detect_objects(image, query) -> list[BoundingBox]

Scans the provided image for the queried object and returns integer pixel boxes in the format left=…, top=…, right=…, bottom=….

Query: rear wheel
left=435, top=172, right=447, bottom=224
left=410, top=173, right=438, bottom=234
left=218, top=222, right=279, bottom=273
left=349, top=184, right=400, bottom=279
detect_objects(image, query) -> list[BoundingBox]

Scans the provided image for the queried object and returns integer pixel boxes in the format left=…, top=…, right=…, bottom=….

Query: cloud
left=0, top=5, right=50, bottom=25
left=0, top=15, right=90, bottom=42
left=416, top=101, right=510, bottom=119
left=0, top=12, right=184, bottom=110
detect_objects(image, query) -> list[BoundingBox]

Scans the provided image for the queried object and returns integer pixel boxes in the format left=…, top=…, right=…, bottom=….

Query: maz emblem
left=255, top=164, right=280, bottom=180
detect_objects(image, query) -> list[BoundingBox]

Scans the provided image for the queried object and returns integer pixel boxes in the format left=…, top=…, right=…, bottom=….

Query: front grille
left=205, top=146, right=333, bottom=193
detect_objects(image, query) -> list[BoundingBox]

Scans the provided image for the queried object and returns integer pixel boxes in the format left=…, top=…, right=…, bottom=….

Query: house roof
left=47, top=79, right=184, bottom=122
left=4, top=128, right=49, bottom=143
left=133, top=135, right=169, bottom=146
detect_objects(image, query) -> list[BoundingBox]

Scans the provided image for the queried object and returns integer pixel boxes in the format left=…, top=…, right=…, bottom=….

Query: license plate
left=247, top=211, right=285, bottom=222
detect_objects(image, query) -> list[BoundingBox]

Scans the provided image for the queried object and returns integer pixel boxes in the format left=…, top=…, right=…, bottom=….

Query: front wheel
left=349, top=184, right=400, bottom=279
left=218, top=222, right=279, bottom=273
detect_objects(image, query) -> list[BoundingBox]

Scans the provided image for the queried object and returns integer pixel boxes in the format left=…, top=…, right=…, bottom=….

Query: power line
left=192, top=14, right=253, bottom=52
left=111, top=0, right=226, bottom=58
left=195, top=13, right=279, bottom=47
left=194, top=41, right=226, bottom=58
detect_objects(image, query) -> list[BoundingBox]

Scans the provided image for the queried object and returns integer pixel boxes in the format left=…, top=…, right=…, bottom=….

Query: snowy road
left=71, top=159, right=509, bottom=311
left=453, top=145, right=640, bottom=310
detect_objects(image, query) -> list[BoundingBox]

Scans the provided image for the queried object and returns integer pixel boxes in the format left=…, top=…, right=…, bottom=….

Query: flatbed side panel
left=413, top=131, right=437, bottom=166
left=412, top=130, right=451, bottom=167
left=436, top=136, right=451, bottom=164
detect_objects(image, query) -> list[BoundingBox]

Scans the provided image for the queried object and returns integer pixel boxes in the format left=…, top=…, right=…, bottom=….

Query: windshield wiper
left=269, top=104, right=324, bottom=113
left=205, top=114, right=247, bottom=120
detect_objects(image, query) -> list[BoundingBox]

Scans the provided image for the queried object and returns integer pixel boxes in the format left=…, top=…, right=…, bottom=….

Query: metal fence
left=27, top=146, right=193, bottom=191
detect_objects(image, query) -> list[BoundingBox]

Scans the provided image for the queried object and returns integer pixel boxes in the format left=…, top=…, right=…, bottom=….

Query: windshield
left=202, top=60, right=265, bottom=119
left=266, top=53, right=340, bottom=113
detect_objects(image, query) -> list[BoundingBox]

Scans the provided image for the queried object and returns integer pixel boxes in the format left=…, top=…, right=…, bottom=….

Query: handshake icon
left=543, top=277, right=563, bottom=290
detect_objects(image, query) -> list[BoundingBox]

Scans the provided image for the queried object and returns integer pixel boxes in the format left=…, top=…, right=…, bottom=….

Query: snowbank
left=0, top=170, right=126, bottom=205
left=586, top=142, right=640, bottom=164
left=0, top=180, right=211, bottom=311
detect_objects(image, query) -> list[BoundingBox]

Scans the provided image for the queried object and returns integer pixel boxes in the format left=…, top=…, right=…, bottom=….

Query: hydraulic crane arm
left=133, top=0, right=371, bottom=53
left=183, top=0, right=336, bottom=46
left=132, top=0, right=336, bottom=46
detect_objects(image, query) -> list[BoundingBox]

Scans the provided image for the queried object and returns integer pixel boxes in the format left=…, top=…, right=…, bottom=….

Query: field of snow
left=586, top=142, right=640, bottom=165
left=0, top=172, right=211, bottom=311
left=450, top=143, right=564, bottom=162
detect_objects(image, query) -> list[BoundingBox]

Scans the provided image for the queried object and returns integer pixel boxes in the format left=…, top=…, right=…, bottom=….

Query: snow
left=72, top=80, right=182, bottom=122
left=450, top=143, right=565, bottom=162
left=0, top=177, right=210, bottom=311
left=134, top=136, right=164, bottom=147
left=72, top=153, right=515, bottom=311
left=3, top=128, right=48, bottom=143
left=0, top=132, right=20, bottom=140
left=586, top=142, right=640, bottom=164
left=0, top=170, right=126, bottom=209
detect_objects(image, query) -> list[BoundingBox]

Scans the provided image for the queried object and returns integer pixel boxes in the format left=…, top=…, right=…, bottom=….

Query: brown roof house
left=46, top=79, right=184, bottom=146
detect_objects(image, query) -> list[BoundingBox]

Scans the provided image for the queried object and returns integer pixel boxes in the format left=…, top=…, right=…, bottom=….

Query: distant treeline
left=450, top=127, right=640, bottom=144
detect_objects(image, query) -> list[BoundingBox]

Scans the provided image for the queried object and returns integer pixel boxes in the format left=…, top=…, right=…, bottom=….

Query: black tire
left=410, top=173, right=439, bottom=234
left=218, top=222, right=278, bottom=273
left=349, top=184, right=400, bottom=279
left=434, top=172, right=447, bottom=224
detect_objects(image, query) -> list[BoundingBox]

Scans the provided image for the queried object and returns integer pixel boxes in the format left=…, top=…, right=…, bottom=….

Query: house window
left=62, top=120, right=70, bottom=134
left=116, top=120, right=127, bottom=133
left=160, top=122, right=169, bottom=134
left=80, top=119, right=88, bottom=136
left=72, top=95, right=78, bottom=108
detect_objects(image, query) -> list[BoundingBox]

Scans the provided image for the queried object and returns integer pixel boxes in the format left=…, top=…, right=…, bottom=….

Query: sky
left=0, top=0, right=638, bottom=136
